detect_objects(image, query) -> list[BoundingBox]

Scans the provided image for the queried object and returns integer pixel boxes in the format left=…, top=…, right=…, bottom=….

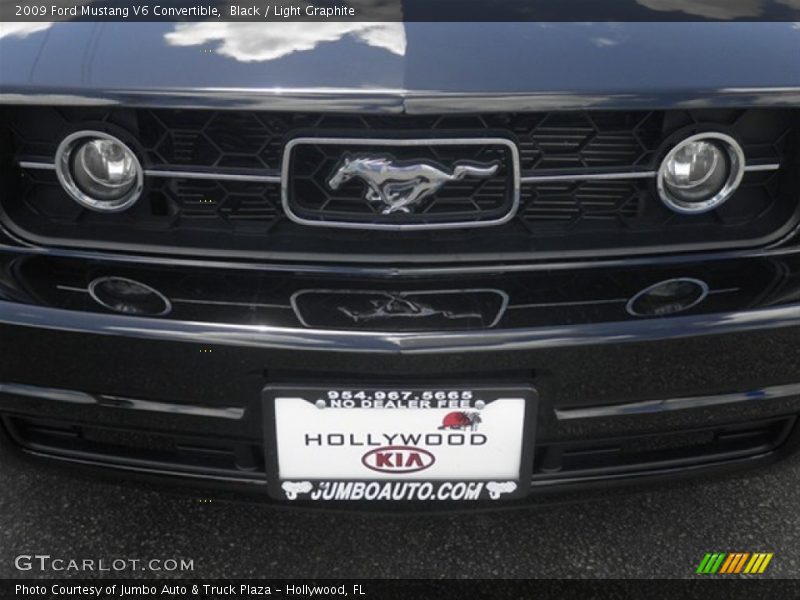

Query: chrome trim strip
left=508, top=298, right=628, bottom=309
left=744, top=163, right=782, bottom=173
left=18, top=161, right=56, bottom=171
left=19, top=161, right=780, bottom=185
left=555, top=382, right=800, bottom=421
left=281, top=137, right=521, bottom=231
left=520, top=171, right=656, bottom=183
left=2, top=298, right=800, bottom=354
left=19, top=161, right=282, bottom=183
left=170, top=297, right=290, bottom=309
left=144, top=169, right=282, bottom=183
left=0, top=382, right=245, bottom=420
left=55, top=286, right=738, bottom=315
left=518, top=163, right=778, bottom=184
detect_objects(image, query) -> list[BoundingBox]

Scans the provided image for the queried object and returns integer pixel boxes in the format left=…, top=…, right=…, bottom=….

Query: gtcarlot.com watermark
left=15, top=554, right=194, bottom=573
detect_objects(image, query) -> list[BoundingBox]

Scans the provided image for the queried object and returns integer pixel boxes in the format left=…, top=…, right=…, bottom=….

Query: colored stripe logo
left=696, top=552, right=773, bottom=574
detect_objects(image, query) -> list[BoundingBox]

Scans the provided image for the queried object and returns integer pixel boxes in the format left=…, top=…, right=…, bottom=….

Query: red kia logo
left=361, top=446, right=435, bottom=474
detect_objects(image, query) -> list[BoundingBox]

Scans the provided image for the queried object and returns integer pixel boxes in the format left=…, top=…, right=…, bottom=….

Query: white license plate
left=263, top=386, right=536, bottom=502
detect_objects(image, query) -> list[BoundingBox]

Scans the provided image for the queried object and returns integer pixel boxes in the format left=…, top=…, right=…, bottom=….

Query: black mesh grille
left=153, top=178, right=282, bottom=229
left=520, top=170, right=784, bottom=234
left=1, top=105, right=798, bottom=262
left=7, top=107, right=669, bottom=171
left=134, top=110, right=667, bottom=172
left=15, top=169, right=284, bottom=236
left=522, top=180, right=644, bottom=225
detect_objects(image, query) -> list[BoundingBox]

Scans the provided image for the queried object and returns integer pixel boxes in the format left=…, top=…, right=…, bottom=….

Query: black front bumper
left=4, top=245, right=800, bottom=502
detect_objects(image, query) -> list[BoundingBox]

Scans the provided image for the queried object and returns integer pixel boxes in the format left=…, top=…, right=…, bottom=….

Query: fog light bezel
left=88, top=276, right=172, bottom=317
left=656, top=131, right=746, bottom=215
left=626, top=277, right=709, bottom=318
left=54, top=130, right=144, bottom=213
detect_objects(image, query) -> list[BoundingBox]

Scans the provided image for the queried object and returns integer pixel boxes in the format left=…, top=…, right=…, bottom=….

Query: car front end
left=1, top=20, right=800, bottom=505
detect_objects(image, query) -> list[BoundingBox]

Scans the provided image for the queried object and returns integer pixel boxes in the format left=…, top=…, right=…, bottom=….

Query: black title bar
left=3, top=0, right=800, bottom=22
left=4, top=579, right=800, bottom=600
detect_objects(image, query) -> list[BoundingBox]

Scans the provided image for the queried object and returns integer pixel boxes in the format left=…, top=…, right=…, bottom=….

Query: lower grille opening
left=533, top=416, right=796, bottom=484
left=2, top=416, right=265, bottom=481
left=3, top=415, right=794, bottom=490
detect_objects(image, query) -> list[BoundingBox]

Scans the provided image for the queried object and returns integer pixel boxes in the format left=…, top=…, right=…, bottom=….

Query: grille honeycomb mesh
left=1, top=106, right=797, bottom=259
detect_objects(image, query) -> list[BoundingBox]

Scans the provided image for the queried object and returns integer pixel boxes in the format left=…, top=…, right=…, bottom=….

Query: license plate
left=263, top=386, right=537, bottom=502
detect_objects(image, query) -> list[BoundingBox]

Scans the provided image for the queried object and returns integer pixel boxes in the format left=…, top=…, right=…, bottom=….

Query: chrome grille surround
left=281, top=137, right=521, bottom=231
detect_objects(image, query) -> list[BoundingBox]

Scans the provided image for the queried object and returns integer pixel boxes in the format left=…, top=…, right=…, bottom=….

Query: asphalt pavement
left=0, top=444, right=798, bottom=580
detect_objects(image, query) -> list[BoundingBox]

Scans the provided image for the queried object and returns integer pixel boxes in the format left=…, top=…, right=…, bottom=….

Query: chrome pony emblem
left=291, top=288, right=509, bottom=331
left=327, top=155, right=499, bottom=215
left=337, top=293, right=482, bottom=324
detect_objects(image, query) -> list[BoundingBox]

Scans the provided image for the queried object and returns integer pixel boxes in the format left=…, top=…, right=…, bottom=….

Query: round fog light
left=88, top=277, right=171, bottom=316
left=55, top=131, right=143, bottom=212
left=626, top=278, right=708, bottom=318
left=657, top=133, right=745, bottom=214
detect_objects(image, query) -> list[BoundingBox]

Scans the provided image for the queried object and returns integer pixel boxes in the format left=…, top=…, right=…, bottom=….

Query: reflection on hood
left=638, top=0, right=800, bottom=19
left=164, top=22, right=406, bottom=62
left=0, top=22, right=53, bottom=40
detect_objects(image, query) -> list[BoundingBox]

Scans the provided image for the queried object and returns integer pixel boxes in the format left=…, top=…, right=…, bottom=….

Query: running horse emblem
left=327, top=156, right=500, bottom=215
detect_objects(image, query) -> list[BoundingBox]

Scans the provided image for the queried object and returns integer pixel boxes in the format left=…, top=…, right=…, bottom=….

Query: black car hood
left=1, top=21, right=799, bottom=111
